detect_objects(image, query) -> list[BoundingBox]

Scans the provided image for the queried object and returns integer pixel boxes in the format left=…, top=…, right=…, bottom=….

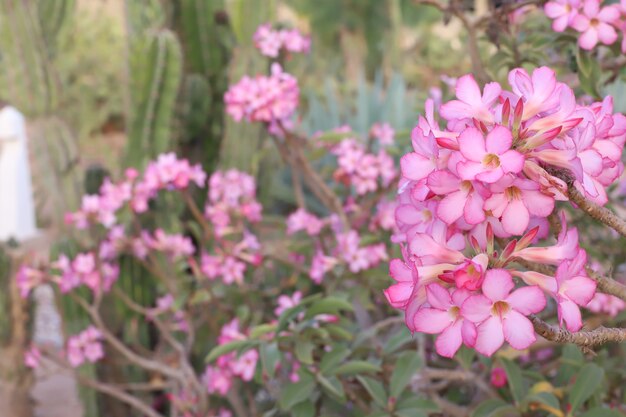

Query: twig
left=550, top=169, right=626, bottom=238
left=530, top=315, right=626, bottom=348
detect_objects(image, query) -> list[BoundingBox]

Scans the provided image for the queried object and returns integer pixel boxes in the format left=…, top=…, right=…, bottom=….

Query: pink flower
left=427, top=170, right=487, bottom=225
left=286, top=209, right=324, bottom=236
left=512, top=214, right=579, bottom=265
left=545, top=0, right=581, bottom=31
left=440, top=74, right=501, bottom=124
left=587, top=292, right=626, bottom=317
left=490, top=367, right=508, bottom=388
left=231, top=349, right=259, bottom=381
left=462, top=269, right=546, bottom=356
left=253, top=24, right=310, bottom=57
left=571, top=0, right=620, bottom=50
left=275, top=291, right=303, bottom=316
left=370, top=122, right=395, bottom=146
left=310, top=250, right=337, bottom=284
left=484, top=176, right=555, bottom=235
left=24, top=346, right=41, bottom=369
left=16, top=266, right=45, bottom=298
left=384, top=259, right=417, bottom=309
left=224, top=63, right=299, bottom=123
left=203, top=366, right=232, bottom=395
left=554, top=249, right=596, bottom=331
left=66, top=326, right=104, bottom=367
left=456, top=126, right=525, bottom=183
left=412, top=284, right=477, bottom=357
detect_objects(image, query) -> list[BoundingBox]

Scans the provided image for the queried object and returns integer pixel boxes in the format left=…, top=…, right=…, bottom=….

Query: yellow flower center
left=482, top=153, right=501, bottom=169
left=491, top=301, right=511, bottom=317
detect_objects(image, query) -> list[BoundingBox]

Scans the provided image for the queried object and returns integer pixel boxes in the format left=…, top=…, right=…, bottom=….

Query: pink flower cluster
left=203, top=320, right=258, bottom=395
left=51, top=252, right=119, bottom=295
left=286, top=208, right=324, bottom=236
left=201, top=232, right=261, bottom=285
left=587, top=292, right=626, bottom=316
left=336, top=230, right=388, bottom=273
left=545, top=0, right=626, bottom=51
left=66, top=153, right=206, bottom=228
left=67, top=326, right=104, bottom=367
left=370, top=122, right=396, bottom=146
left=253, top=23, right=310, bottom=57
left=330, top=137, right=396, bottom=195
left=141, top=229, right=195, bottom=260
left=205, top=170, right=262, bottom=237
left=224, top=63, right=299, bottom=123
left=385, top=67, right=626, bottom=357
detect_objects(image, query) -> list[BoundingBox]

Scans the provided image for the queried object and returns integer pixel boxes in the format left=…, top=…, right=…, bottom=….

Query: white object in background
left=0, top=105, right=37, bottom=241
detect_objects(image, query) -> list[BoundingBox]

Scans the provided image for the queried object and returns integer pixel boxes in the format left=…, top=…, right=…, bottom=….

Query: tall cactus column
left=126, top=29, right=183, bottom=168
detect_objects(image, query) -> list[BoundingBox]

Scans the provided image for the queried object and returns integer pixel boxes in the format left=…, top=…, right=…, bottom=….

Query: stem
left=551, top=169, right=626, bottom=238
left=530, top=315, right=626, bottom=347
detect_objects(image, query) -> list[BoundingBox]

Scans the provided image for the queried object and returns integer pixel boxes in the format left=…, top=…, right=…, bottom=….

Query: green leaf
left=279, top=372, right=316, bottom=410
left=259, top=342, right=280, bottom=379
left=501, top=358, right=527, bottom=404
left=357, top=376, right=388, bottom=408
left=390, top=351, right=422, bottom=398
left=568, top=363, right=605, bottom=413
left=325, top=324, right=354, bottom=341
left=205, top=340, right=254, bottom=363
left=304, top=297, right=354, bottom=319
left=579, top=407, right=625, bottom=417
left=250, top=323, right=276, bottom=339
left=317, top=374, right=346, bottom=402
left=295, top=340, right=315, bottom=365
left=291, top=400, right=315, bottom=417
left=395, top=410, right=427, bottom=417
left=471, top=399, right=519, bottom=417
left=524, top=392, right=562, bottom=417
left=333, top=360, right=381, bottom=376
left=320, top=345, right=351, bottom=374
left=456, top=346, right=476, bottom=370
left=365, top=411, right=390, bottom=417
left=383, top=327, right=412, bottom=355
left=396, top=397, right=439, bottom=413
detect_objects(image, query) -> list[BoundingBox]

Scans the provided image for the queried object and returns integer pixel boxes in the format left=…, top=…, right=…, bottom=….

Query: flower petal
left=426, top=283, right=453, bottom=310
left=461, top=294, right=492, bottom=323
left=458, top=128, right=487, bottom=161
left=486, top=126, right=513, bottom=154
left=435, top=320, right=463, bottom=357
left=503, top=310, right=536, bottom=350
left=482, top=269, right=515, bottom=302
left=506, top=286, right=546, bottom=315
left=413, top=308, right=453, bottom=334
left=475, top=316, right=505, bottom=357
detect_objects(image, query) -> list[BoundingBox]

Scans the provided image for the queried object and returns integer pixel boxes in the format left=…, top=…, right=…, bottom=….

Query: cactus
left=37, top=0, right=75, bottom=56
left=126, top=29, right=183, bottom=167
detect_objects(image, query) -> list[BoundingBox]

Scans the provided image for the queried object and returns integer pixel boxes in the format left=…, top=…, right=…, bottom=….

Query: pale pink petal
left=435, top=320, right=463, bottom=357
left=523, top=190, right=555, bottom=217
left=485, top=126, right=513, bottom=154
left=475, top=316, right=505, bottom=357
left=401, top=153, right=435, bottom=181
left=597, top=5, right=620, bottom=21
left=506, top=286, right=546, bottom=315
left=552, top=15, right=569, bottom=31
left=596, top=22, right=617, bottom=44
left=482, top=269, right=515, bottom=302
left=559, top=299, right=583, bottom=331
left=501, top=198, right=530, bottom=235
left=455, top=74, right=483, bottom=106
left=481, top=82, right=502, bottom=106
left=389, top=259, right=413, bottom=282
left=583, top=0, right=599, bottom=17
left=462, top=320, right=477, bottom=346
left=427, top=170, right=460, bottom=194
left=563, top=276, right=596, bottom=305
left=571, top=14, right=590, bottom=31
left=579, top=27, right=599, bottom=50
left=476, top=167, right=505, bottom=183
left=499, top=151, right=525, bottom=174
left=544, top=2, right=567, bottom=18
left=413, top=308, right=452, bottom=334
left=384, top=282, right=414, bottom=308
left=464, top=191, right=486, bottom=224
left=437, top=190, right=466, bottom=224
left=461, top=294, right=492, bottom=322
left=458, top=161, right=486, bottom=180
left=503, top=310, right=536, bottom=349
left=440, top=101, right=472, bottom=121
left=458, top=128, right=487, bottom=161
left=426, top=283, right=453, bottom=310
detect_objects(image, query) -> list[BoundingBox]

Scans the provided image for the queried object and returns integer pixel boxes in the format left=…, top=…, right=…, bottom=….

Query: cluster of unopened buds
left=253, top=23, right=311, bottom=58
left=386, top=66, right=626, bottom=357
left=545, top=0, right=626, bottom=51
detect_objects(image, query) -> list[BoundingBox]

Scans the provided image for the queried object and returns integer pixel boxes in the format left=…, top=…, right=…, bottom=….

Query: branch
left=514, top=259, right=626, bottom=302
left=550, top=169, right=626, bottom=238
left=530, top=315, right=626, bottom=348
